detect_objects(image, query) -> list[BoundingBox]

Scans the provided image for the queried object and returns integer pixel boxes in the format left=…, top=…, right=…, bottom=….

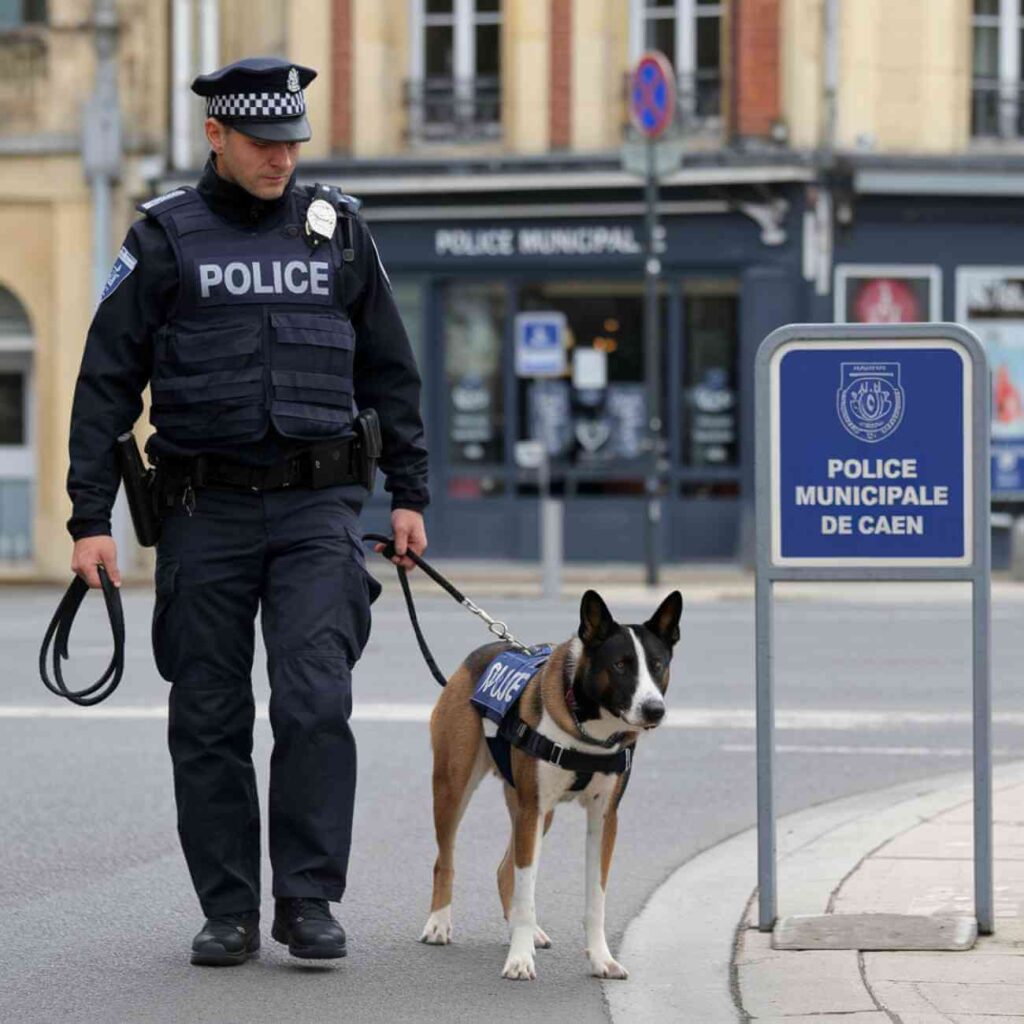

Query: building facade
left=2, top=0, right=1021, bottom=578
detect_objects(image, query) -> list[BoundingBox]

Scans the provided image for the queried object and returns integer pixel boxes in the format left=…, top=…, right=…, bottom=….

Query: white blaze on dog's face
left=574, top=590, right=683, bottom=731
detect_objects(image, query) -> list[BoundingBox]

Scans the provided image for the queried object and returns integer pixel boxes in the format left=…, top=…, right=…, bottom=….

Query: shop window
left=0, top=372, right=24, bottom=444
left=0, top=285, right=34, bottom=561
left=682, top=280, right=739, bottom=468
left=443, top=281, right=506, bottom=474
left=407, top=0, right=502, bottom=145
left=630, top=0, right=723, bottom=129
left=971, top=0, right=1024, bottom=138
left=517, top=281, right=668, bottom=495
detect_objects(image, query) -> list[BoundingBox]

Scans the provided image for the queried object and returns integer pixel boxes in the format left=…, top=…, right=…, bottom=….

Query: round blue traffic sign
left=630, top=51, right=677, bottom=139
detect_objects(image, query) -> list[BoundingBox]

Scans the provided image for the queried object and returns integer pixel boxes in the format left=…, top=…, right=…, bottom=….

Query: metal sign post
left=629, top=51, right=676, bottom=587
left=755, top=323, right=992, bottom=939
left=514, top=314, right=567, bottom=600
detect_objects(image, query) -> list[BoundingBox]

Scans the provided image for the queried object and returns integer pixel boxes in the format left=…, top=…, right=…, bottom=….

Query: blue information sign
left=771, top=341, right=972, bottom=565
left=514, top=311, right=566, bottom=377
left=755, top=324, right=992, bottom=941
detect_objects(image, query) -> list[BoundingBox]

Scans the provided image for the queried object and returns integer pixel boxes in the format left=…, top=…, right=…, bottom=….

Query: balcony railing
left=971, top=79, right=1024, bottom=140
left=404, top=76, right=502, bottom=145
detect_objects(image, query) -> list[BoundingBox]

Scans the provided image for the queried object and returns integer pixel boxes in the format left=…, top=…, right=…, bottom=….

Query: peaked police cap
left=191, top=57, right=317, bottom=142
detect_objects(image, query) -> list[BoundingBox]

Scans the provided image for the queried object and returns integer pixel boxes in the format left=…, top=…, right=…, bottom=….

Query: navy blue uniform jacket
left=65, top=157, right=430, bottom=540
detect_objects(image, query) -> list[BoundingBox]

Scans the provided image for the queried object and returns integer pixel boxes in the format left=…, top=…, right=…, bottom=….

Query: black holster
left=116, top=431, right=161, bottom=547
left=354, top=408, right=383, bottom=492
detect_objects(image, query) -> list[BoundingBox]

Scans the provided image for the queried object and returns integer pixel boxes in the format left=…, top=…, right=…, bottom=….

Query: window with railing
left=629, top=0, right=723, bottom=132
left=406, top=0, right=501, bottom=145
left=972, top=0, right=1024, bottom=139
left=0, top=0, right=46, bottom=31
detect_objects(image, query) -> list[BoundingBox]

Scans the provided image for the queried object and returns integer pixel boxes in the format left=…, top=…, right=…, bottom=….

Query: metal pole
left=89, top=0, right=118, bottom=302
left=172, top=0, right=194, bottom=171
left=973, top=574, right=993, bottom=935
left=197, top=0, right=219, bottom=161
left=823, top=0, right=839, bottom=154
left=91, top=174, right=111, bottom=301
left=86, top=0, right=131, bottom=564
left=539, top=449, right=562, bottom=601
left=643, top=136, right=662, bottom=586
left=756, top=571, right=776, bottom=930
left=974, top=338, right=994, bottom=936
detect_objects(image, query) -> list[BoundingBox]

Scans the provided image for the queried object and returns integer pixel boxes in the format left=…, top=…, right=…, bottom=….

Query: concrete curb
left=604, top=762, right=1024, bottom=1023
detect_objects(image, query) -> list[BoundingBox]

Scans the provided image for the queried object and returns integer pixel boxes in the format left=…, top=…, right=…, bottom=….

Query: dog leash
left=39, top=564, right=125, bottom=706
left=363, top=532, right=530, bottom=687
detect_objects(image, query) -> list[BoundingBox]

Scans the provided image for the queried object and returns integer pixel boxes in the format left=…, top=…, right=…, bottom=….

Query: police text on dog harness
left=471, top=646, right=552, bottom=726
left=470, top=645, right=634, bottom=791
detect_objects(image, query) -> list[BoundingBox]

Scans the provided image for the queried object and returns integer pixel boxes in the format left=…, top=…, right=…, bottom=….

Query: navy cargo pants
left=152, top=483, right=382, bottom=918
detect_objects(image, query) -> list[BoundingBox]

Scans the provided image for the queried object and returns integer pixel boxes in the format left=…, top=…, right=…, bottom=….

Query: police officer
left=65, top=57, right=429, bottom=966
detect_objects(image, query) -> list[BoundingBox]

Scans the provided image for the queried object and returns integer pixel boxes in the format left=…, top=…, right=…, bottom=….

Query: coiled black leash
left=39, top=564, right=125, bottom=706
left=363, top=532, right=530, bottom=688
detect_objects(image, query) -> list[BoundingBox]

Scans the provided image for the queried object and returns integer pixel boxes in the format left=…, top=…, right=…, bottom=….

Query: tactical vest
left=139, top=186, right=355, bottom=446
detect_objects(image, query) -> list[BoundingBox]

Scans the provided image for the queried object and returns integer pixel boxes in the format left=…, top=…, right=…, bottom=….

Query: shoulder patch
left=100, top=246, right=137, bottom=302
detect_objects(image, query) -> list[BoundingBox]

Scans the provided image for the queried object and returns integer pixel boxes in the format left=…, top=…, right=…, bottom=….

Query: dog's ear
left=579, top=589, right=615, bottom=647
left=645, top=590, right=683, bottom=648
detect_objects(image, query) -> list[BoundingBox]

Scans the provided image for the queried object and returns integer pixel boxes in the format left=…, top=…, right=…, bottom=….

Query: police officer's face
left=206, top=119, right=300, bottom=200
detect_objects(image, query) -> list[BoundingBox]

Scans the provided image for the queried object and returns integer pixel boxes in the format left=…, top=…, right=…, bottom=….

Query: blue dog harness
left=470, top=645, right=634, bottom=793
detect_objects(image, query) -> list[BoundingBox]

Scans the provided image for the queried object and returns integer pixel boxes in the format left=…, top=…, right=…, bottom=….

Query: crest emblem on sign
left=287, top=67, right=300, bottom=93
left=837, top=362, right=905, bottom=443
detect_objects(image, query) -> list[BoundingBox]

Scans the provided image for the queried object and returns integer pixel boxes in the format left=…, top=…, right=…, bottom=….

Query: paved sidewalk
left=607, top=763, right=1024, bottom=1023
left=733, top=764, right=1024, bottom=1022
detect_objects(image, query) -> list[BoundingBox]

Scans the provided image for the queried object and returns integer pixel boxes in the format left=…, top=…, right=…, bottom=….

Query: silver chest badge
left=305, top=198, right=337, bottom=243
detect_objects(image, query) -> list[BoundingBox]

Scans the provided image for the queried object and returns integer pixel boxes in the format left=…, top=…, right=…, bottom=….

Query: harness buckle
left=551, top=743, right=565, bottom=767
left=623, top=747, right=632, bottom=773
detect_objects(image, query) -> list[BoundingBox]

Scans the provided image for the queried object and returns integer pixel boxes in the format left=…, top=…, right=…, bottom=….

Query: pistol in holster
left=115, top=431, right=161, bottom=547
left=354, top=408, right=383, bottom=492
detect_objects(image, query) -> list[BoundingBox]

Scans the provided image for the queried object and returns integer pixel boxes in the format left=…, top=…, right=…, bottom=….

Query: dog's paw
left=419, top=906, right=452, bottom=945
left=533, top=926, right=552, bottom=949
left=501, top=952, right=537, bottom=980
left=589, top=954, right=629, bottom=980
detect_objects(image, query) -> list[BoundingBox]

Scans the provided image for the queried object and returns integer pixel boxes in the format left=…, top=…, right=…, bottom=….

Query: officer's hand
left=378, top=510, right=427, bottom=572
left=71, top=536, right=122, bottom=590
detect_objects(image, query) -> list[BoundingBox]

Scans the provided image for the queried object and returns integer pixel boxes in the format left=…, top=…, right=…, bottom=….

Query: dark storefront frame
left=377, top=267, right=746, bottom=561
left=348, top=183, right=806, bottom=563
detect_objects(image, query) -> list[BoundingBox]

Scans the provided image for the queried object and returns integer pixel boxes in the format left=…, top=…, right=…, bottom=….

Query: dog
left=419, top=588, right=683, bottom=981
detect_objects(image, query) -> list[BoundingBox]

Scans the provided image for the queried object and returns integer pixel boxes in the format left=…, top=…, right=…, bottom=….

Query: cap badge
left=287, top=67, right=300, bottom=93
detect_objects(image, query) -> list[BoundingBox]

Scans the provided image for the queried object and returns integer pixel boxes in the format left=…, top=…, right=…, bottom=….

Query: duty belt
left=156, top=436, right=361, bottom=498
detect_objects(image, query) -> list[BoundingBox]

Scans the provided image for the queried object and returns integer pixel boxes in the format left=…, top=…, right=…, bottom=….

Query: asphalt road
left=3, top=579, right=1023, bottom=1023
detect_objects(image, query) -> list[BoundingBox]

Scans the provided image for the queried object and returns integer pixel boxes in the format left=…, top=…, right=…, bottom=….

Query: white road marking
left=721, top=743, right=1019, bottom=758
left=5, top=703, right=1024, bottom=730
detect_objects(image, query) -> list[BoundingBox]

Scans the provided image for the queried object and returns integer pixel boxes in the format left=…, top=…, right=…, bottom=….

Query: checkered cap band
left=207, top=90, right=306, bottom=119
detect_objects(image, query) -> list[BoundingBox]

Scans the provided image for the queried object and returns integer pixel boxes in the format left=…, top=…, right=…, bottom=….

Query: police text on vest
left=198, top=259, right=330, bottom=299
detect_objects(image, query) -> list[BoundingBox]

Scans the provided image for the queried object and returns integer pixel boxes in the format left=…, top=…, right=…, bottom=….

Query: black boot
left=271, top=898, right=347, bottom=959
left=190, top=911, right=260, bottom=966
